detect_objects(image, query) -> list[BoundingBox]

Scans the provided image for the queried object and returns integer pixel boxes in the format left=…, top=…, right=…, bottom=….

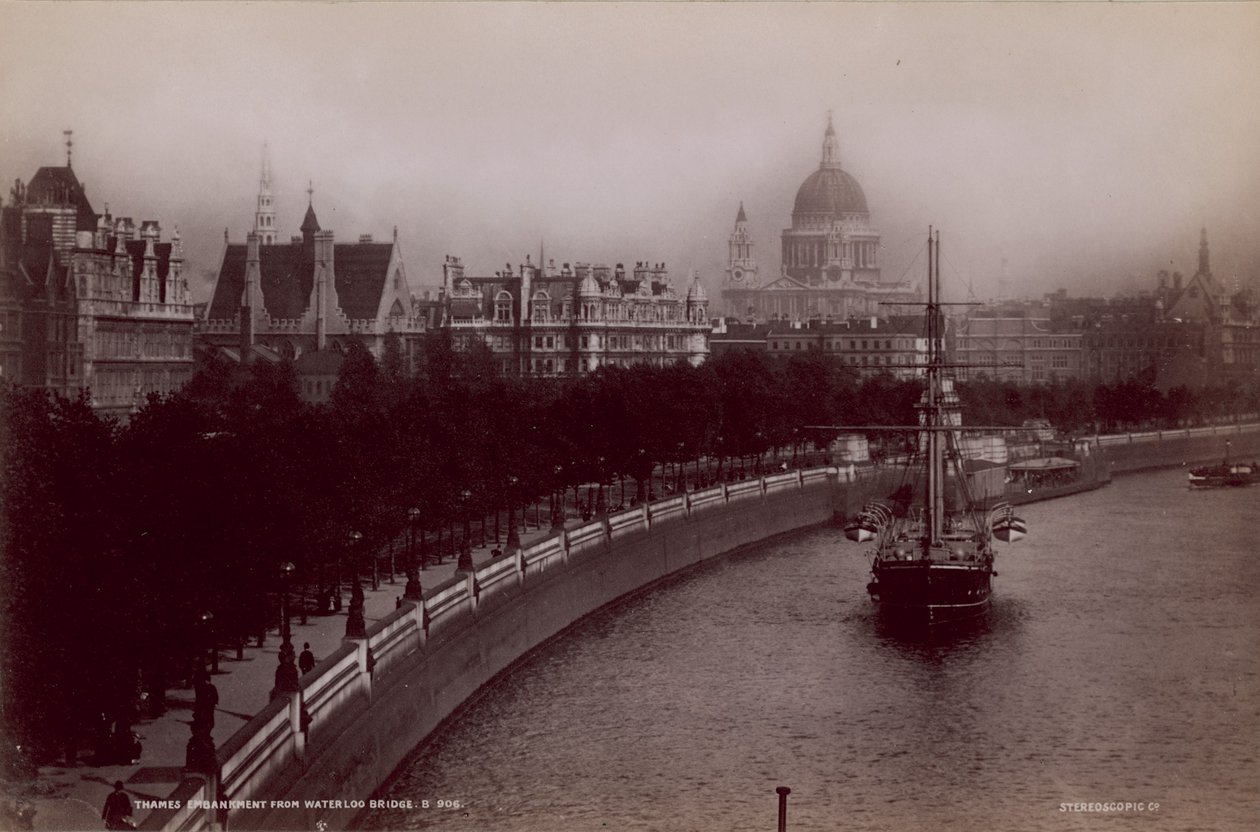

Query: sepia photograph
left=1, top=2, right=1258, bottom=830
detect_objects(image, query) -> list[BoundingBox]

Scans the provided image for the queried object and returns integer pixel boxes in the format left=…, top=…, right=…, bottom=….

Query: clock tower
left=725, top=202, right=759, bottom=288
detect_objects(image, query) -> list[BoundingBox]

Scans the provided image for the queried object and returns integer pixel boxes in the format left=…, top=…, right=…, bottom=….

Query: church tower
left=725, top=202, right=759, bottom=288
left=254, top=143, right=278, bottom=245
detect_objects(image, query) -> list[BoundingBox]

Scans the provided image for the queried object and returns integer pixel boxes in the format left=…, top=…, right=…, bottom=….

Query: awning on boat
left=1009, top=456, right=1079, bottom=472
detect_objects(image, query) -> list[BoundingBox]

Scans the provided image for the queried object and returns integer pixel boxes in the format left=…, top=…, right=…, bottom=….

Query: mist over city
left=3, top=2, right=1257, bottom=305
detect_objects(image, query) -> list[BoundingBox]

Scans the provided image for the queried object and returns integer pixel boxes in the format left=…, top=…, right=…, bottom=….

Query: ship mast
left=925, top=229, right=945, bottom=546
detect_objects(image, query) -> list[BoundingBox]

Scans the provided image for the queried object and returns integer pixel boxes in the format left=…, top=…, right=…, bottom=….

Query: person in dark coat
left=103, top=781, right=134, bottom=830
left=299, top=643, right=316, bottom=675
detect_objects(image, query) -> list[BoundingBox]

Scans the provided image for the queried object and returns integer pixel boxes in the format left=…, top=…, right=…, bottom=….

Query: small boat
left=1188, top=442, right=1256, bottom=488
left=840, top=230, right=1027, bottom=626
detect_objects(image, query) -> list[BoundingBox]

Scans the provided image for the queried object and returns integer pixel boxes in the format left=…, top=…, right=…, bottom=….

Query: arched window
left=389, top=299, right=405, bottom=317
left=532, top=291, right=551, bottom=322
left=495, top=291, right=513, bottom=323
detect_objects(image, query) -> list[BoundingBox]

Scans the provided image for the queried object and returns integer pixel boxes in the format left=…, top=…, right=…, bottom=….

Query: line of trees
left=2, top=335, right=1256, bottom=764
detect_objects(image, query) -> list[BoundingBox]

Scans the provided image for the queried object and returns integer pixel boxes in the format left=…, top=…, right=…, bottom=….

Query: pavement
left=0, top=514, right=562, bottom=832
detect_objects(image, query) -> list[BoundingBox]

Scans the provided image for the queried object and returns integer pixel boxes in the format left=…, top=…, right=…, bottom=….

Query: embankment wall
left=146, top=468, right=895, bottom=832
left=1097, top=423, right=1260, bottom=474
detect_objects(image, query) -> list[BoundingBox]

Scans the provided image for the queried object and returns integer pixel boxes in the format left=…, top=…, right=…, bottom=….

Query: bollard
left=776, top=785, right=791, bottom=832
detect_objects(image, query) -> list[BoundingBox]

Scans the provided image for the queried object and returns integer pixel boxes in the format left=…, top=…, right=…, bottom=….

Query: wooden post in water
left=776, top=786, right=791, bottom=832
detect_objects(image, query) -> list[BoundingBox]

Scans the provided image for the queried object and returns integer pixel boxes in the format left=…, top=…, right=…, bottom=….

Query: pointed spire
left=1198, top=226, right=1211, bottom=276
left=255, top=142, right=277, bottom=244
left=260, top=142, right=273, bottom=187
left=300, top=182, right=320, bottom=237
left=736, top=201, right=747, bottom=224
left=821, top=111, right=840, bottom=169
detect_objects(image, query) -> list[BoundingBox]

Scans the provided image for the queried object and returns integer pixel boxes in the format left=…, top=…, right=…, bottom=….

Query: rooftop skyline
left=2, top=2, right=1258, bottom=305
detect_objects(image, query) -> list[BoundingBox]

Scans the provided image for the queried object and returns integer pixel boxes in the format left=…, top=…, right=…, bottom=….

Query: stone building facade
left=0, top=161, right=194, bottom=417
left=198, top=156, right=429, bottom=369
left=720, top=115, right=920, bottom=322
left=440, top=256, right=709, bottom=376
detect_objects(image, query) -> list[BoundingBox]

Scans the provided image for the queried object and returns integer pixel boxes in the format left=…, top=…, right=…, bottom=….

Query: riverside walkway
left=2, top=520, right=559, bottom=832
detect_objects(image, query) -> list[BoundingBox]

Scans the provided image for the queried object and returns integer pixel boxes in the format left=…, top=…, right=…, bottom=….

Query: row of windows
left=771, top=337, right=919, bottom=351
left=95, top=329, right=192, bottom=360
left=490, top=293, right=694, bottom=325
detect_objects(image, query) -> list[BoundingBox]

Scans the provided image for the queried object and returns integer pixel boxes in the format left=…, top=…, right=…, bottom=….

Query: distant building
left=439, top=256, right=709, bottom=376
left=198, top=152, right=430, bottom=370
left=710, top=315, right=929, bottom=379
left=953, top=313, right=1084, bottom=384
left=767, top=317, right=929, bottom=379
left=708, top=319, right=771, bottom=358
left=1155, top=228, right=1259, bottom=382
left=720, top=114, right=920, bottom=322
left=0, top=152, right=195, bottom=416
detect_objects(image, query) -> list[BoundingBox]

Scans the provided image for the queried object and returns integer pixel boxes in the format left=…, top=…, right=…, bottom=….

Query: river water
left=360, top=469, right=1259, bottom=831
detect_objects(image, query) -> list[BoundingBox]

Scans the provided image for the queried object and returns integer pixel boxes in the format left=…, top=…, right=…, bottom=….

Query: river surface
left=360, top=469, right=1260, bottom=831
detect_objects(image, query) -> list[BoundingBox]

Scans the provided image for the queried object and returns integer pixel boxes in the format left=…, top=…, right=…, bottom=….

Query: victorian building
left=1155, top=228, right=1259, bottom=382
left=440, top=255, right=709, bottom=376
left=0, top=146, right=195, bottom=417
left=720, top=114, right=921, bottom=322
left=198, top=152, right=430, bottom=370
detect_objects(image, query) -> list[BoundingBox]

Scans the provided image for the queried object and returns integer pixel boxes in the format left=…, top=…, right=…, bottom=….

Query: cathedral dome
left=792, top=167, right=868, bottom=218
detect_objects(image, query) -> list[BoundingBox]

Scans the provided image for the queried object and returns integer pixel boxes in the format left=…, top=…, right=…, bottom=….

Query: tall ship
left=844, top=230, right=1027, bottom=625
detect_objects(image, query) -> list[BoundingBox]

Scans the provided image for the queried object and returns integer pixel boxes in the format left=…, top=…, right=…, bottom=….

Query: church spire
left=736, top=201, right=747, bottom=224
left=254, top=142, right=277, bottom=244
left=1198, top=227, right=1211, bottom=277
left=821, top=111, right=840, bottom=169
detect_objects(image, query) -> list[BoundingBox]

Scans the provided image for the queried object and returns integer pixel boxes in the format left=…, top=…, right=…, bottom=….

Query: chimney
left=314, top=230, right=335, bottom=350
left=241, top=231, right=262, bottom=363
left=870, top=315, right=877, bottom=329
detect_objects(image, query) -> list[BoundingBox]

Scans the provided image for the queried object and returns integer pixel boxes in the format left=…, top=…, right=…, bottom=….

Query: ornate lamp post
left=505, top=476, right=521, bottom=550
left=551, top=464, right=565, bottom=528
left=406, top=507, right=423, bottom=600
left=345, top=530, right=366, bottom=638
left=272, top=562, right=299, bottom=698
left=456, top=490, right=474, bottom=572
left=676, top=442, right=686, bottom=492
left=186, top=611, right=217, bottom=773
left=595, top=456, right=607, bottom=514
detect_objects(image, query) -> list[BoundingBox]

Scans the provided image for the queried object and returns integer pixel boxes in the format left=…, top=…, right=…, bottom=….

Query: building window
left=532, top=291, right=551, bottom=322
left=495, top=291, right=513, bottom=323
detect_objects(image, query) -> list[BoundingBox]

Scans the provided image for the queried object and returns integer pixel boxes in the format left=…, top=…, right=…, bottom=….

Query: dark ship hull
left=868, top=557, right=993, bottom=625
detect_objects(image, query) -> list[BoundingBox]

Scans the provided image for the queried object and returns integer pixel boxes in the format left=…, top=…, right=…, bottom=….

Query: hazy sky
left=2, top=2, right=1258, bottom=307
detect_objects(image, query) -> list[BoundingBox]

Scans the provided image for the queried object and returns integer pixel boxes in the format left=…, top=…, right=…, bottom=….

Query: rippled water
left=361, top=469, right=1260, bottom=831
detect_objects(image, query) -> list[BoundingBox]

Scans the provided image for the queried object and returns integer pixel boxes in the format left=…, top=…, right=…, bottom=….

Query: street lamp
left=186, top=611, right=217, bottom=773
left=506, top=475, right=520, bottom=550
left=456, top=490, right=474, bottom=572
left=675, top=441, right=686, bottom=492
left=272, top=562, right=299, bottom=698
left=345, top=530, right=366, bottom=639
left=406, top=507, right=423, bottom=600
left=551, top=464, right=565, bottom=529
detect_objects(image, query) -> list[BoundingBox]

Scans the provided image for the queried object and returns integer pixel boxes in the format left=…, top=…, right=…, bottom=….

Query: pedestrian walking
left=299, top=643, right=315, bottom=675
left=102, top=781, right=134, bottom=830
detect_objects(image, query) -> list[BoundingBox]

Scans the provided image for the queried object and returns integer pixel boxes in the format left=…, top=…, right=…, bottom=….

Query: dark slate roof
left=300, top=204, right=321, bottom=234
left=26, top=166, right=98, bottom=230
left=208, top=239, right=393, bottom=322
left=333, top=243, right=392, bottom=320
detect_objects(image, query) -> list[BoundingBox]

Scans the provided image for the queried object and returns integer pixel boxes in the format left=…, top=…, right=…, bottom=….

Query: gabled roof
left=333, top=242, right=393, bottom=320
left=759, top=275, right=812, bottom=291
left=208, top=238, right=395, bottom=322
left=26, top=166, right=97, bottom=231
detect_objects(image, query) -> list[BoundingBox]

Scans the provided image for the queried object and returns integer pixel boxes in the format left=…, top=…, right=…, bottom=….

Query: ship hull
left=868, top=562, right=992, bottom=625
